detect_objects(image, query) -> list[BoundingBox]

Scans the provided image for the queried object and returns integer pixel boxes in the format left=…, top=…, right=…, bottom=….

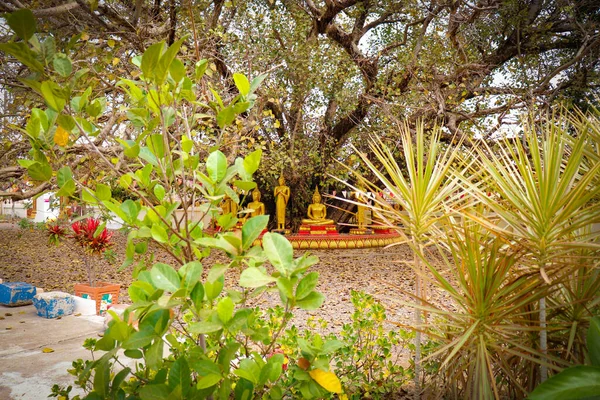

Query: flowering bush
left=70, top=218, right=113, bottom=255
left=47, top=217, right=113, bottom=286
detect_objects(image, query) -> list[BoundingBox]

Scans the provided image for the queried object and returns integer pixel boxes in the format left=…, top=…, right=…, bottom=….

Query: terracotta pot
left=73, top=282, right=121, bottom=315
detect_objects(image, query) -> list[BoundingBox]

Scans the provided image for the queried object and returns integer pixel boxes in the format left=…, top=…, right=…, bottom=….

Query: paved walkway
left=0, top=304, right=104, bottom=399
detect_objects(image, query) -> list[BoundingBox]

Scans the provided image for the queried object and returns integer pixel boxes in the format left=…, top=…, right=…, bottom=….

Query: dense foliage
left=2, top=0, right=599, bottom=225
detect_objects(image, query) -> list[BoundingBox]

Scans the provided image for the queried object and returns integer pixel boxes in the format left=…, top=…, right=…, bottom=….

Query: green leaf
left=57, top=114, right=76, bottom=131
left=249, top=73, right=267, bottom=93
left=296, top=291, right=325, bottom=310
left=53, top=53, right=72, bottom=77
left=190, top=282, right=205, bottom=309
left=168, top=357, right=191, bottom=395
left=241, top=216, right=268, bottom=250
left=260, top=353, right=284, bottom=385
left=147, top=134, right=165, bottom=159
left=111, top=367, right=131, bottom=396
left=234, top=359, right=261, bottom=385
left=217, top=297, right=235, bottom=324
left=239, top=267, right=276, bottom=288
left=151, top=224, right=169, bottom=243
left=0, top=43, right=44, bottom=73
left=139, top=384, right=170, bottom=400
left=55, top=179, right=75, bottom=197
left=205, top=275, right=224, bottom=301
left=27, top=162, right=52, bottom=181
left=181, top=135, right=193, bottom=153
left=93, top=360, right=110, bottom=397
left=40, top=81, right=66, bottom=112
left=276, top=277, right=294, bottom=300
left=178, top=261, right=203, bottom=289
left=120, top=199, right=139, bottom=222
left=233, top=73, right=250, bottom=96
left=17, top=159, right=37, bottom=168
left=233, top=180, right=257, bottom=192
left=189, top=320, right=223, bottom=334
left=124, top=143, right=140, bottom=158
left=153, top=184, right=166, bottom=201
left=7, top=9, right=36, bottom=41
left=216, top=106, right=236, bottom=128
left=262, top=233, right=293, bottom=275
left=156, top=37, right=186, bottom=84
left=141, top=42, right=164, bottom=81
left=243, top=149, right=262, bottom=175
left=150, top=263, right=181, bottom=292
left=528, top=366, right=600, bottom=400
left=206, top=150, right=227, bottom=182
left=95, top=183, right=111, bottom=201
left=195, top=59, right=208, bottom=81
left=588, top=316, right=600, bottom=367
left=122, top=327, right=155, bottom=349
left=81, top=187, right=97, bottom=205
left=234, top=378, right=254, bottom=400
left=56, top=166, right=73, bottom=187
left=296, top=272, right=319, bottom=300
left=139, top=147, right=158, bottom=166
left=169, top=58, right=186, bottom=82
left=191, top=359, right=221, bottom=376
left=321, top=339, right=345, bottom=354
left=196, top=374, right=222, bottom=389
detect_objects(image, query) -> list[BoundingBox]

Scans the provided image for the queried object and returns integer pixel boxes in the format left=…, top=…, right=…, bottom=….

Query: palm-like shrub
left=463, top=113, right=600, bottom=382
left=418, top=218, right=567, bottom=398
left=342, top=120, right=467, bottom=393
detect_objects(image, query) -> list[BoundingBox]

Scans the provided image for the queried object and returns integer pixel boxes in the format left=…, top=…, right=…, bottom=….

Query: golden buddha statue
left=354, top=190, right=366, bottom=230
left=247, top=187, right=266, bottom=217
left=301, top=187, right=334, bottom=226
left=273, top=175, right=290, bottom=230
left=221, top=194, right=238, bottom=217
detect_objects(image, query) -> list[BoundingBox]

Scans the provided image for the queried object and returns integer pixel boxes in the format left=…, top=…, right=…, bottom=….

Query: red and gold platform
left=253, top=231, right=403, bottom=250
left=298, top=224, right=339, bottom=235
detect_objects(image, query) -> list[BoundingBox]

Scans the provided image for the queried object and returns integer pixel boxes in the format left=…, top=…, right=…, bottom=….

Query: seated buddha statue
left=247, top=187, right=266, bottom=217
left=301, top=187, right=335, bottom=226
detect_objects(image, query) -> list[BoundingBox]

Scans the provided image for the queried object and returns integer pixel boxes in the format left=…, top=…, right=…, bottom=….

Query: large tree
left=1, top=0, right=599, bottom=224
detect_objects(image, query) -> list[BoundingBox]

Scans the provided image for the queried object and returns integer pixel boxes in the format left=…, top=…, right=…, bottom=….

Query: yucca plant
left=339, top=120, right=469, bottom=395
left=410, top=217, right=568, bottom=399
left=462, top=112, right=600, bottom=383
left=546, top=241, right=600, bottom=365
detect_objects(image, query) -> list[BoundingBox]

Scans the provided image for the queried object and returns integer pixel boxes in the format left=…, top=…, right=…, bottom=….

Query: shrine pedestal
left=350, top=228, right=372, bottom=235
left=298, top=224, right=338, bottom=235
left=372, top=226, right=395, bottom=235
left=272, top=229, right=291, bottom=235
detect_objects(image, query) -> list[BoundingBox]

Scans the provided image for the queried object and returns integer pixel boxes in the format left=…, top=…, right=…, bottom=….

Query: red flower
left=71, top=218, right=113, bottom=255
left=47, top=224, right=66, bottom=245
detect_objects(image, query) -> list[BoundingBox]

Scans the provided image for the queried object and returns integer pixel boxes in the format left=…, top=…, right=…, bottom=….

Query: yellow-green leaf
left=42, top=347, right=55, bottom=353
left=53, top=126, right=69, bottom=147
left=308, top=369, right=342, bottom=393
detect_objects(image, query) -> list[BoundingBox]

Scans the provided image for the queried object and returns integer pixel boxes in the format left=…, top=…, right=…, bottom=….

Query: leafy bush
left=0, top=10, right=352, bottom=398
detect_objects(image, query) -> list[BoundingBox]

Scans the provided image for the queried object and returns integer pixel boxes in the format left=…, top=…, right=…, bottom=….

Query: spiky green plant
left=463, top=112, right=600, bottom=383
left=339, top=120, right=468, bottom=395
left=412, top=217, right=568, bottom=399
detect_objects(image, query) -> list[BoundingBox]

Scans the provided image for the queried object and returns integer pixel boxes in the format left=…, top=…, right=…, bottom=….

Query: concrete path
left=0, top=304, right=104, bottom=399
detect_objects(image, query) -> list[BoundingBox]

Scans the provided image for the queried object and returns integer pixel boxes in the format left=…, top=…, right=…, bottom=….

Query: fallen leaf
left=42, top=347, right=55, bottom=353
left=5, top=312, right=12, bottom=316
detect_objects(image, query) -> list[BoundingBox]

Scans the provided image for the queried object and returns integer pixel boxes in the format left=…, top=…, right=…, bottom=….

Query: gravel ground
left=0, top=222, right=451, bottom=335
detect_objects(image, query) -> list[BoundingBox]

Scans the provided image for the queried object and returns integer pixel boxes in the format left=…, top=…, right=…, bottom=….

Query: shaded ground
left=0, top=222, right=451, bottom=333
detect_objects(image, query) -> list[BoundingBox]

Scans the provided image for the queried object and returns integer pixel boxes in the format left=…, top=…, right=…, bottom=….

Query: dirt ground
left=0, top=222, right=450, bottom=335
